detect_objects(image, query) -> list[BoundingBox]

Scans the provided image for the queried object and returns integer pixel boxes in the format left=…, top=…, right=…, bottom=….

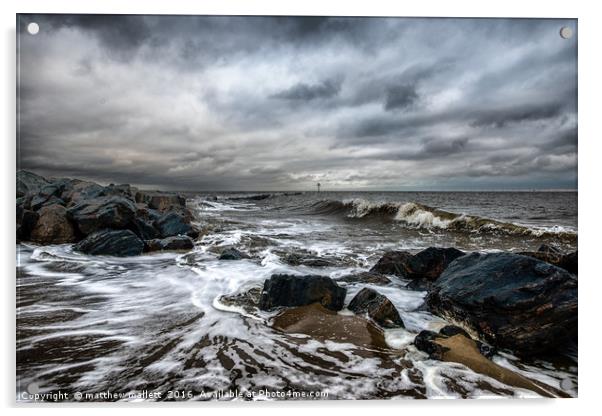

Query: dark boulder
left=74, top=229, right=144, bottom=256
left=348, top=288, right=404, bottom=328
left=336, top=271, right=391, bottom=286
left=426, top=252, right=577, bottom=356
left=219, top=247, right=250, bottom=260
left=146, top=236, right=194, bottom=252
left=135, top=191, right=186, bottom=210
left=30, top=204, right=77, bottom=244
left=414, top=330, right=448, bottom=360
left=61, top=180, right=106, bottom=206
left=369, top=250, right=413, bottom=276
left=17, top=170, right=49, bottom=197
left=282, top=252, right=338, bottom=267
left=371, top=247, right=465, bottom=282
left=519, top=248, right=578, bottom=275
left=131, top=218, right=161, bottom=240
left=259, top=274, right=346, bottom=311
left=30, top=184, right=64, bottom=211
left=154, top=211, right=197, bottom=238
left=16, top=209, right=39, bottom=241
left=67, top=196, right=137, bottom=235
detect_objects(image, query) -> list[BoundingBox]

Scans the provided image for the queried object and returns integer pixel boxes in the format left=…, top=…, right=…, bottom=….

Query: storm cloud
left=17, top=15, right=577, bottom=190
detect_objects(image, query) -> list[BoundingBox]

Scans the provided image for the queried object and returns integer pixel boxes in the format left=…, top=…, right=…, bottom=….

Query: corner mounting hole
left=27, top=22, right=39, bottom=35
left=559, top=26, right=573, bottom=39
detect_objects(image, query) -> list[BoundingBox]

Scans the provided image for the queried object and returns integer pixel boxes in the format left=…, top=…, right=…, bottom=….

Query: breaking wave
left=309, top=199, right=577, bottom=240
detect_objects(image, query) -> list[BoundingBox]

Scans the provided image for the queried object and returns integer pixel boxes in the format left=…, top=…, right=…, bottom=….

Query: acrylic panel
left=16, top=14, right=578, bottom=402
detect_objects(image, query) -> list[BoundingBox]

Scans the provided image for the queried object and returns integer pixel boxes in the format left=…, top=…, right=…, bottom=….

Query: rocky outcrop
left=30, top=204, right=77, bottom=244
left=67, top=196, right=137, bottom=235
left=348, top=288, right=404, bottom=328
left=426, top=252, right=577, bottom=356
left=218, top=247, right=250, bottom=260
left=16, top=171, right=199, bottom=254
left=74, top=229, right=144, bottom=256
left=145, top=236, right=194, bottom=252
left=259, top=274, right=346, bottom=311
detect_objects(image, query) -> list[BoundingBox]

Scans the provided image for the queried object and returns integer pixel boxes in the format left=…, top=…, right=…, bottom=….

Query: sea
left=16, top=191, right=578, bottom=401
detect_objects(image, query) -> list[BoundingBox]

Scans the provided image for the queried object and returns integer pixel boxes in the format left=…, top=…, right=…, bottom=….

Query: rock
left=68, top=196, right=137, bottom=235
left=61, top=180, right=106, bottom=206
left=104, top=184, right=136, bottom=199
left=153, top=211, right=197, bottom=238
left=438, top=325, right=496, bottom=358
left=30, top=204, right=77, bottom=244
left=336, top=271, right=391, bottom=286
left=30, top=184, right=64, bottom=211
left=135, top=191, right=186, bottom=209
left=370, top=247, right=465, bottom=282
left=282, top=252, right=338, bottom=267
left=16, top=170, right=49, bottom=197
left=348, top=288, right=404, bottom=328
left=413, top=329, right=562, bottom=397
left=369, top=250, right=413, bottom=276
left=538, top=244, right=562, bottom=254
left=218, top=286, right=263, bottom=315
left=74, top=229, right=144, bottom=256
left=519, top=249, right=578, bottom=275
left=426, top=252, right=577, bottom=356
left=16, top=209, right=39, bottom=241
left=259, top=274, right=346, bottom=311
left=273, top=303, right=387, bottom=349
left=218, top=247, right=250, bottom=260
left=145, top=236, right=194, bottom=252
left=130, top=218, right=161, bottom=240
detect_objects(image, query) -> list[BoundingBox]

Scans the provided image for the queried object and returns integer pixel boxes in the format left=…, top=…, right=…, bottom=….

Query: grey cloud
left=384, top=84, right=419, bottom=111
left=470, top=103, right=564, bottom=128
left=271, top=79, right=342, bottom=101
left=17, top=15, right=578, bottom=190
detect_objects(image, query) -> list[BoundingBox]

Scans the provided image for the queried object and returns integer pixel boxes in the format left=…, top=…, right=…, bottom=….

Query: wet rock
left=30, top=204, right=77, bottom=244
left=336, top=271, right=391, bottom=286
left=371, top=247, right=465, bottom=284
left=282, top=252, right=338, bottom=267
left=519, top=249, right=578, bottom=275
left=30, top=184, right=65, bottom=211
left=154, top=211, right=197, bottom=238
left=16, top=170, right=49, bottom=197
left=67, top=196, right=137, bottom=235
left=438, top=325, right=496, bottom=358
left=259, top=274, right=346, bottom=311
left=61, top=180, right=106, bottom=206
left=218, top=247, right=250, bottom=260
left=16, top=209, right=39, bottom=241
left=131, top=218, right=161, bottom=240
left=218, top=286, right=262, bottom=315
left=273, top=303, right=387, bottom=349
left=135, top=191, right=186, bottom=210
left=413, top=329, right=563, bottom=397
left=146, top=236, right=194, bottom=252
left=369, top=250, right=413, bottom=276
left=348, top=288, right=404, bottom=328
left=74, top=229, right=144, bottom=256
left=426, top=252, right=577, bottom=356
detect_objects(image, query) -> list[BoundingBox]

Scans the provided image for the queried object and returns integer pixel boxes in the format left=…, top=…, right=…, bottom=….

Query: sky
left=17, top=15, right=578, bottom=191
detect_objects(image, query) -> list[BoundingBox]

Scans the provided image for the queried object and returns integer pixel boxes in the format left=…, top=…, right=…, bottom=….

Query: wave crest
left=310, top=198, right=576, bottom=240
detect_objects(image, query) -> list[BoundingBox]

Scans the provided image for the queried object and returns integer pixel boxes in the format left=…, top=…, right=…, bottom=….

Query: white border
left=2, top=0, right=600, bottom=414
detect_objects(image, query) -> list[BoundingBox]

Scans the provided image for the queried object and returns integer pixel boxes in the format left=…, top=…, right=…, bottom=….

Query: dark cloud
left=271, top=79, right=342, bottom=101
left=470, top=103, right=564, bottom=128
left=16, top=15, right=578, bottom=190
left=384, top=84, right=419, bottom=111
